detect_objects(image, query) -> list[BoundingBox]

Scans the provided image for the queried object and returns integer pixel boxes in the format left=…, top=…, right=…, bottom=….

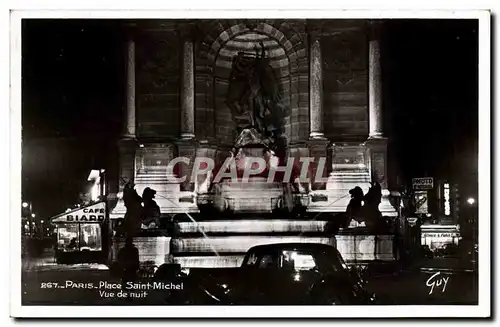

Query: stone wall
left=135, top=30, right=180, bottom=138
left=132, top=20, right=370, bottom=145
left=322, top=28, right=369, bottom=141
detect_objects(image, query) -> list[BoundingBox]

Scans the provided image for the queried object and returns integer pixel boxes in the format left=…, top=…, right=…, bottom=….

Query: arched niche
left=195, top=21, right=309, bottom=146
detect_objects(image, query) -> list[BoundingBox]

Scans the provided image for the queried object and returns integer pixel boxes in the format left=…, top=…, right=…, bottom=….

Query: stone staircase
left=170, top=218, right=336, bottom=268
left=169, top=218, right=396, bottom=268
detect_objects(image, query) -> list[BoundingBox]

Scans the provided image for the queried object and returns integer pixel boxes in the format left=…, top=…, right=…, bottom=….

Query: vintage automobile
left=154, top=243, right=376, bottom=305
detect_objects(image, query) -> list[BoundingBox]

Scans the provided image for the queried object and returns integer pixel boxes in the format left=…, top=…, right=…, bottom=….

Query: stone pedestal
left=365, top=137, right=388, bottom=188
left=308, top=143, right=371, bottom=212
left=213, top=178, right=284, bottom=213
left=195, top=142, right=217, bottom=194
left=365, top=137, right=397, bottom=217
left=110, top=143, right=199, bottom=219
left=176, top=139, right=198, bottom=191
left=111, top=236, right=171, bottom=267
left=117, top=138, right=138, bottom=190
left=335, top=234, right=395, bottom=262
left=306, top=138, right=329, bottom=190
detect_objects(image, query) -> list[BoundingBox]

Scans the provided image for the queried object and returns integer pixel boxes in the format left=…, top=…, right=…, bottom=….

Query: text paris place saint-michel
left=64, top=280, right=184, bottom=291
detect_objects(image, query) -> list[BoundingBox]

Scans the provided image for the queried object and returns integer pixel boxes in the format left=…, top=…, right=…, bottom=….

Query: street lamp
left=467, top=197, right=475, bottom=205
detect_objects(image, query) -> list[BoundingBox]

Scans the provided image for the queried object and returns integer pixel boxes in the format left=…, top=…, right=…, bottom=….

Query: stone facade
left=109, top=19, right=399, bottom=268
left=111, top=19, right=397, bottom=217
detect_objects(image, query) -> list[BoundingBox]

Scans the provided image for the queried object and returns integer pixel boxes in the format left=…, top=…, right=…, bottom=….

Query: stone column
left=368, top=22, right=383, bottom=139
left=309, top=31, right=325, bottom=140
left=117, top=36, right=138, bottom=193
left=365, top=21, right=396, bottom=217
left=124, top=38, right=136, bottom=139
left=180, top=38, right=195, bottom=140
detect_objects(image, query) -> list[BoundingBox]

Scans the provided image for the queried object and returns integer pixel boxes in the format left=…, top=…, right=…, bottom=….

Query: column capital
left=367, top=19, right=385, bottom=41
left=122, top=20, right=139, bottom=41
left=177, top=22, right=198, bottom=42
left=306, top=21, right=323, bottom=42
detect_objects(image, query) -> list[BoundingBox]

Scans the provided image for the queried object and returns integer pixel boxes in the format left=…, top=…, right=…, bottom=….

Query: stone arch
left=195, top=21, right=309, bottom=145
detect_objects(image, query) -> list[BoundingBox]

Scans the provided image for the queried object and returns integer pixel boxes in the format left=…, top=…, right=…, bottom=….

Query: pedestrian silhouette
left=117, top=236, right=140, bottom=301
left=142, top=187, right=161, bottom=228
left=123, top=181, right=142, bottom=237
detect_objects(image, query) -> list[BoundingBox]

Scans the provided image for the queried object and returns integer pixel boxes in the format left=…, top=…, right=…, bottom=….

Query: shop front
left=50, top=202, right=109, bottom=264
left=420, top=224, right=461, bottom=251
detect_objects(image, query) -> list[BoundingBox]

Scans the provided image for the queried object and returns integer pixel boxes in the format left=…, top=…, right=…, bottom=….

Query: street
left=21, top=251, right=478, bottom=305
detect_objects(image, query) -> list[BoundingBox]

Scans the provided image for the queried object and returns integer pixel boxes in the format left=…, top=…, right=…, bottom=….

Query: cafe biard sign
left=51, top=202, right=106, bottom=223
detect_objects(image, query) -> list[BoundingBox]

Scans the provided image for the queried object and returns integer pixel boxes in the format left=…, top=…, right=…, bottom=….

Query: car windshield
left=244, top=247, right=347, bottom=272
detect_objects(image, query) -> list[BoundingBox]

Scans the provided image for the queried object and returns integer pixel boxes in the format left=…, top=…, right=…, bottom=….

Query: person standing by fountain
left=141, top=187, right=161, bottom=229
left=123, top=181, right=142, bottom=238
left=117, top=236, right=140, bottom=301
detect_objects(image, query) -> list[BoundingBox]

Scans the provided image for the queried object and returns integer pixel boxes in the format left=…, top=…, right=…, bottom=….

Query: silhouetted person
left=123, top=181, right=142, bottom=237
left=346, top=186, right=364, bottom=224
left=363, top=182, right=384, bottom=231
left=117, top=236, right=140, bottom=301
left=142, top=187, right=161, bottom=228
left=68, top=237, right=78, bottom=250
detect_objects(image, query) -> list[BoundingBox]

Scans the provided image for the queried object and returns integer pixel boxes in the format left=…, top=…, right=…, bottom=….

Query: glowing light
left=31, top=213, right=36, bottom=218
left=444, top=183, right=450, bottom=216
left=91, top=184, right=99, bottom=201
left=87, top=169, right=101, bottom=181
left=467, top=197, right=475, bottom=205
left=40, top=220, right=44, bottom=224
left=293, top=273, right=301, bottom=282
left=407, top=217, right=418, bottom=227
left=22, top=202, right=29, bottom=208
left=139, top=144, right=145, bottom=148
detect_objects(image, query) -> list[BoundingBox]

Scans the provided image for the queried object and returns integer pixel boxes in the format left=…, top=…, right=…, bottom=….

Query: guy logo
left=426, top=271, right=450, bottom=295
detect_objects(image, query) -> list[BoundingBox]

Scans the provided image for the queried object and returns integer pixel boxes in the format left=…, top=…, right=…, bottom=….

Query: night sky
left=21, top=19, right=478, bottom=219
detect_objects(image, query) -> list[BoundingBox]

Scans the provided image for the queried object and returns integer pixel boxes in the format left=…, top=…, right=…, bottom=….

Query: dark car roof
left=247, top=242, right=337, bottom=253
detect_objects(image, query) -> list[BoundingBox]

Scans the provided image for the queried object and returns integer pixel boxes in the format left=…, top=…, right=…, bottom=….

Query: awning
left=51, top=202, right=106, bottom=223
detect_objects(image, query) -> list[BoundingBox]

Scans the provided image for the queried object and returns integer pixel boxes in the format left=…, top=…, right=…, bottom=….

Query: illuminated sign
left=415, top=190, right=428, bottom=214
left=444, top=183, right=451, bottom=216
left=51, top=202, right=106, bottom=223
left=422, top=232, right=460, bottom=238
left=412, top=177, right=434, bottom=190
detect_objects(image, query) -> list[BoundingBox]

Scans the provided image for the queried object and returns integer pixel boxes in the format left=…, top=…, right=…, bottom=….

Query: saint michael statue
left=225, top=42, right=290, bottom=148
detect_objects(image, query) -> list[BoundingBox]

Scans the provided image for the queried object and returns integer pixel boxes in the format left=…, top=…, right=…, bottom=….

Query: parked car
left=155, top=243, right=376, bottom=305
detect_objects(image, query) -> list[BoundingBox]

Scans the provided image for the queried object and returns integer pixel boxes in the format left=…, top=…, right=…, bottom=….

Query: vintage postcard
left=9, top=9, right=490, bottom=318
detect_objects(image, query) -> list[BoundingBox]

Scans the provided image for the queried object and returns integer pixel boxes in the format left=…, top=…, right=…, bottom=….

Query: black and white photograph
left=9, top=8, right=491, bottom=318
